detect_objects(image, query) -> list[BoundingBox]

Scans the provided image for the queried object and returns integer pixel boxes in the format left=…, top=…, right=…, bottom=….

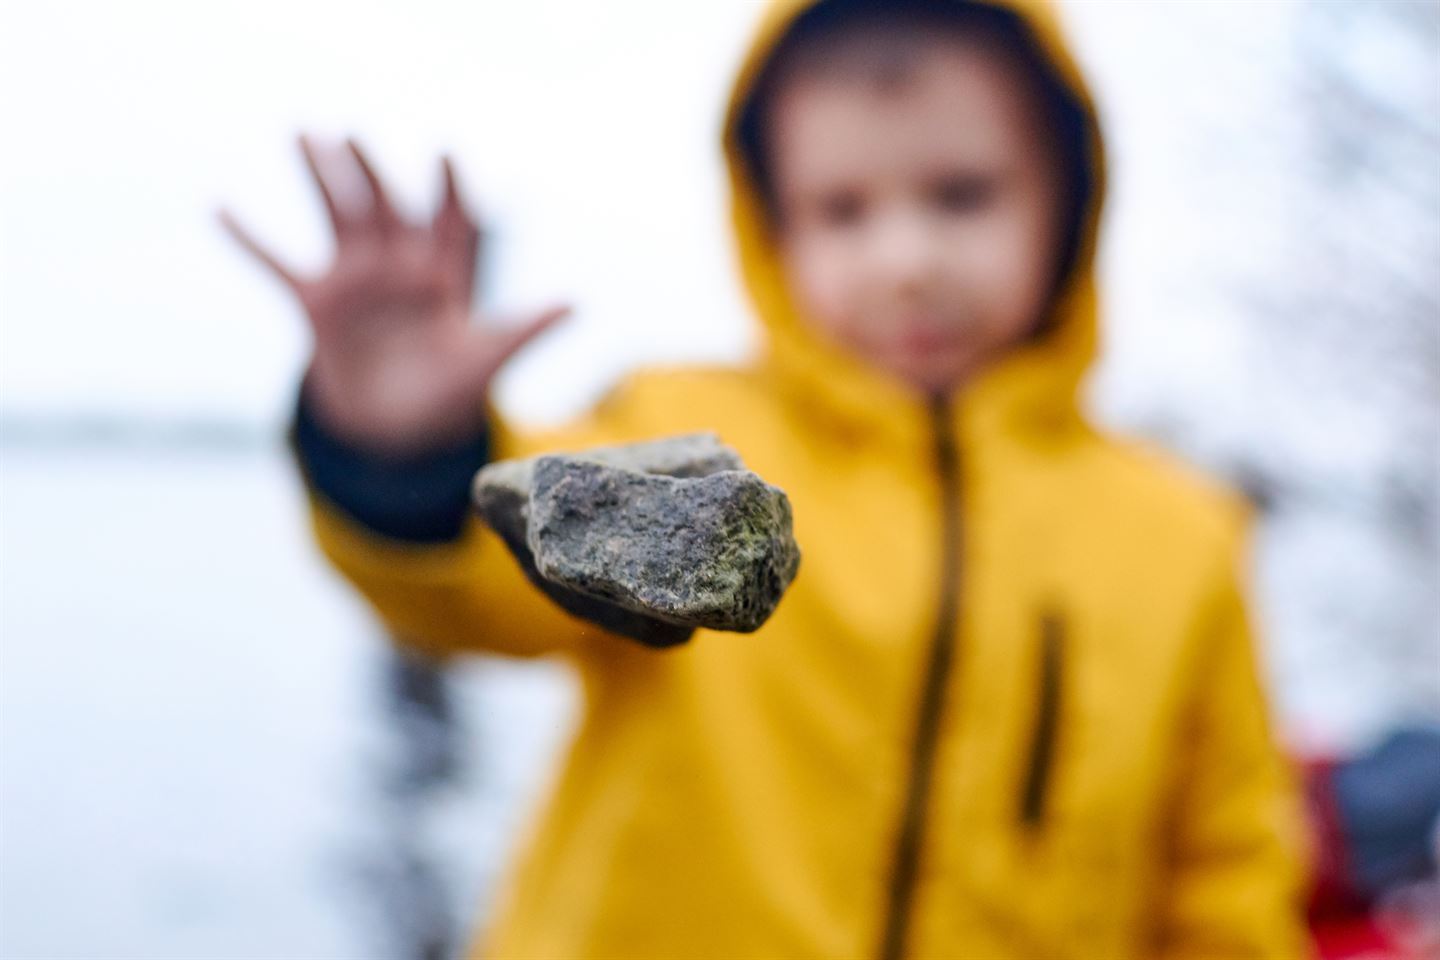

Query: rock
left=472, top=434, right=800, bottom=647
left=528, top=457, right=800, bottom=632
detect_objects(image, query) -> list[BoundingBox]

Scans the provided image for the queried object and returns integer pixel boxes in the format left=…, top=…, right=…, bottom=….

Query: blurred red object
left=1305, top=758, right=1420, bottom=960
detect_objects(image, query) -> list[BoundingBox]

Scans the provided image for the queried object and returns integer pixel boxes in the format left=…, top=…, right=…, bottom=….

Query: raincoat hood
left=721, top=0, right=1107, bottom=449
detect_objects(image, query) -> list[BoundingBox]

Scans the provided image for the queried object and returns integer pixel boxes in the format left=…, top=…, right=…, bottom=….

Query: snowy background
left=2, top=0, right=1436, bottom=956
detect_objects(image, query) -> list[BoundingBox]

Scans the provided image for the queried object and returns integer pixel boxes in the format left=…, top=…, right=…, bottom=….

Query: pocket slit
left=1019, top=611, right=1064, bottom=829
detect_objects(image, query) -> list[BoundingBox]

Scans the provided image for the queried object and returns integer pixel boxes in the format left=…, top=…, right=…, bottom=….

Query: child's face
left=770, top=42, right=1067, bottom=396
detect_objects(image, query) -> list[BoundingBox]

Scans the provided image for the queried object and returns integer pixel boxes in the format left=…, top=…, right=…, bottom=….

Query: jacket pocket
left=1019, top=611, right=1064, bottom=829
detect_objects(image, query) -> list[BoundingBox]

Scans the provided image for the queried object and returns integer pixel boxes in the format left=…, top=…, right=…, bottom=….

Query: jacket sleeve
left=288, top=382, right=613, bottom=660
left=1152, top=518, right=1312, bottom=960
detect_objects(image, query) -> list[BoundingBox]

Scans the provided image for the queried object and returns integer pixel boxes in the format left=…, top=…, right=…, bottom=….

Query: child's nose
left=867, top=207, right=944, bottom=295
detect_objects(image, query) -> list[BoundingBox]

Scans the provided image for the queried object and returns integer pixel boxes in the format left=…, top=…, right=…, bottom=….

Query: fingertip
left=215, top=207, right=244, bottom=240
left=439, top=155, right=462, bottom=200
left=534, top=303, right=573, bottom=330
left=508, top=303, right=572, bottom=337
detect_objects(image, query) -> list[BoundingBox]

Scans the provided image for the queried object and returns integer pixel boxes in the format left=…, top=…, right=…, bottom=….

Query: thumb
left=469, top=302, right=572, bottom=383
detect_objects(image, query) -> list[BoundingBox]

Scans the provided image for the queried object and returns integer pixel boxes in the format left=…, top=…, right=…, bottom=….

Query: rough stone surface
left=471, top=434, right=799, bottom=647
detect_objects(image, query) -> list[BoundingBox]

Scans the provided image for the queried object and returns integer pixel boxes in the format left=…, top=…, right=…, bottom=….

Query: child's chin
left=883, top=354, right=975, bottom=397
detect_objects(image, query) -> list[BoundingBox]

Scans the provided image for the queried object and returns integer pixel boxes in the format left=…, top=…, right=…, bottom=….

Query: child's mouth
left=895, top=327, right=960, bottom=355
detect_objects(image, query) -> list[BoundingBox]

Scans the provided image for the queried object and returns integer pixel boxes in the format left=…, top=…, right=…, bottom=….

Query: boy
left=224, top=0, right=1307, bottom=956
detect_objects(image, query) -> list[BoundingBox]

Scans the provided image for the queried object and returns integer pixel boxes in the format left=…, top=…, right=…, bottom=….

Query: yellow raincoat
left=299, top=1, right=1308, bottom=956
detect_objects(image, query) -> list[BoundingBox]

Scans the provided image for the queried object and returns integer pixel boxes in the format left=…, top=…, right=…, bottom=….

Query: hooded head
left=722, top=0, right=1105, bottom=446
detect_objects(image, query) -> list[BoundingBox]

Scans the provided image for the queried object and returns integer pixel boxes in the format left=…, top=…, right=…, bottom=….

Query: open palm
left=221, top=136, right=567, bottom=456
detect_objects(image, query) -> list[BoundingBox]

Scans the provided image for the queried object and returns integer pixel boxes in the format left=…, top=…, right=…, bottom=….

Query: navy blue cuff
left=289, top=389, right=490, bottom=544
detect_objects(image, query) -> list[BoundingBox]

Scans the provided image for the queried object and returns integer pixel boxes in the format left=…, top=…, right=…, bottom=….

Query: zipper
left=877, top=395, right=962, bottom=960
left=1019, top=612, right=1064, bottom=829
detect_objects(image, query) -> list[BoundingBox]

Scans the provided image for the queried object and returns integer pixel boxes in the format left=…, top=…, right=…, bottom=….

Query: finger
left=217, top=208, right=303, bottom=290
left=460, top=219, right=487, bottom=304
left=434, top=155, right=481, bottom=237
left=297, top=134, right=352, bottom=241
left=435, top=156, right=485, bottom=303
left=478, top=304, right=572, bottom=374
left=346, top=138, right=403, bottom=235
left=438, top=156, right=466, bottom=218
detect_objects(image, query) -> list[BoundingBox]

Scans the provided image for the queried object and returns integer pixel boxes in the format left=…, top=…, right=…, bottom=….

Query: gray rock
left=471, top=434, right=800, bottom=647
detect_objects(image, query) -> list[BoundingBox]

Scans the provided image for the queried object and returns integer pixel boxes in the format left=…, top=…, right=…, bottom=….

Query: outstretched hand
left=221, top=135, right=568, bottom=456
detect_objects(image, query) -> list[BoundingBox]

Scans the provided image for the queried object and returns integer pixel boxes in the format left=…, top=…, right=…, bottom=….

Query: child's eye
left=931, top=175, right=997, bottom=214
left=817, top=191, right=866, bottom=227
